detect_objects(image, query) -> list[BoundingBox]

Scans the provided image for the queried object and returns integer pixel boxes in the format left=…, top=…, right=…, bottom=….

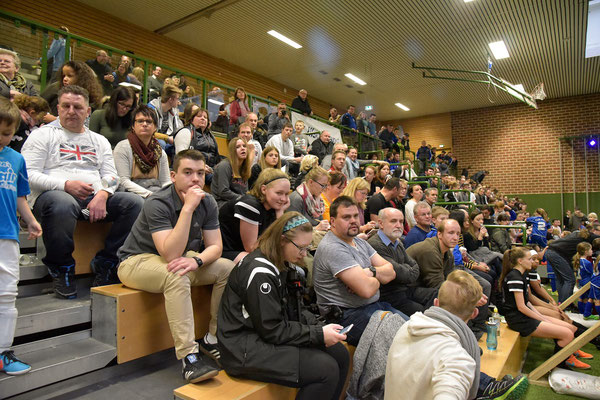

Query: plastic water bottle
left=492, top=307, right=501, bottom=337
left=486, top=318, right=498, bottom=351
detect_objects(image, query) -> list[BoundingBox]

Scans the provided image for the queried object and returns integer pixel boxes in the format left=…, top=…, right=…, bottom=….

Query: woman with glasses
left=90, top=86, right=137, bottom=148
left=219, top=169, right=290, bottom=264
left=112, top=105, right=170, bottom=198
left=288, top=166, right=330, bottom=230
left=217, top=212, right=349, bottom=400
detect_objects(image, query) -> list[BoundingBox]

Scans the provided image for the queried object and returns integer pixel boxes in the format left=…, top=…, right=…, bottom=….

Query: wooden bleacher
left=478, top=322, right=530, bottom=380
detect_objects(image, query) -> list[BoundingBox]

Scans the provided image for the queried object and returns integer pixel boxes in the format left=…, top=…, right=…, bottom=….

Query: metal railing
left=484, top=224, right=527, bottom=246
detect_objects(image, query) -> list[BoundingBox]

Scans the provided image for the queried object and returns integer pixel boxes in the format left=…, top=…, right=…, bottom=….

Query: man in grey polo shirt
left=117, top=149, right=234, bottom=383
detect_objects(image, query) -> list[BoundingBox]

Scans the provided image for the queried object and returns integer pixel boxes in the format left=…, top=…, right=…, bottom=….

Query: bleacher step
left=19, top=259, right=48, bottom=281
left=15, top=291, right=91, bottom=338
left=0, top=330, right=116, bottom=399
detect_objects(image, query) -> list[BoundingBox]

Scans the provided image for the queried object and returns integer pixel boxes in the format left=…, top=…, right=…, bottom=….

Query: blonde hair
left=0, top=96, right=21, bottom=127
left=305, top=166, right=328, bottom=183
left=432, top=206, right=450, bottom=220
left=160, top=85, right=183, bottom=103
left=300, top=154, right=319, bottom=173
left=258, top=146, right=281, bottom=170
left=572, top=242, right=592, bottom=272
left=438, top=270, right=483, bottom=320
left=228, top=138, right=253, bottom=181
left=341, top=178, right=370, bottom=209
left=247, top=168, right=289, bottom=203
left=535, top=208, right=548, bottom=221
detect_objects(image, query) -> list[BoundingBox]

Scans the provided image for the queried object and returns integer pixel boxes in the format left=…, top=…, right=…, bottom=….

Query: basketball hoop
left=530, top=83, right=546, bottom=101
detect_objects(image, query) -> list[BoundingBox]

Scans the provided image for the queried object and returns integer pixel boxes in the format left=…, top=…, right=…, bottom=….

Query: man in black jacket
left=309, top=130, right=334, bottom=164
left=368, top=208, right=437, bottom=315
left=85, top=50, right=113, bottom=95
left=291, top=89, right=312, bottom=116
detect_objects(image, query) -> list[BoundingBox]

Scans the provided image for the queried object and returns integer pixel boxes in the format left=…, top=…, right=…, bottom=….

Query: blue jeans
left=545, top=249, right=576, bottom=303
left=33, top=190, right=143, bottom=268
left=340, top=301, right=408, bottom=346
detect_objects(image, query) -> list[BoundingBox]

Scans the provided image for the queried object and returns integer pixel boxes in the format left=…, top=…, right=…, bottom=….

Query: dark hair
left=408, top=184, right=422, bottom=198
left=131, top=105, right=158, bottom=128
left=106, top=86, right=136, bottom=130
left=384, top=177, right=400, bottom=191
left=496, top=212, right=511, bottom=222
left=13, top=95, right=50, bottom=121
left=283, top=122, right=294, bottom=130
left=58, top=61, right=103, bottom=107
left=347, top=105, right=355, bottom=109
left=449, top=210, right=466, bottom=228
left=185, top=107, right=209, bottom=127
left=173, top=149, right=205, bottom=172
left=330, top=195, right=357, bottom=218
left=328, top=171, right=347, bottom=187
left=58, top=85, right=89, bottom=105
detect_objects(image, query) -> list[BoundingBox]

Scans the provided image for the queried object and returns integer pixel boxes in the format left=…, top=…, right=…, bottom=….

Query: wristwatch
left=193, top=256, right=204, bottom=268
left=369, top=266, right=377, bottom=277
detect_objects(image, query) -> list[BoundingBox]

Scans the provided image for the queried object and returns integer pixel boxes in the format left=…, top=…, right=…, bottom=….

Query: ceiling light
left=464, top=0, right=474, bottom=2
left=344, top=73, right=367, bottom=86
left=267, top=30, right=302, bottom=49
left=395, top=103, right=410, bottom=111
left=488, top=40, right=510, bottom=59
left=208, top=98, right=224, bottom=106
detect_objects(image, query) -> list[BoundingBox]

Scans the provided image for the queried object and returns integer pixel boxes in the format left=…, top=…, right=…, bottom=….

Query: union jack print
left=59, top=143, right=98, bottom=164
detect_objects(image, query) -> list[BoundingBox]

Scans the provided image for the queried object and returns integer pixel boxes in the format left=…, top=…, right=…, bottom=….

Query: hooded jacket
left=384, top=312, right=477, bottom=400
left=148, top=97, right=182, bottom=136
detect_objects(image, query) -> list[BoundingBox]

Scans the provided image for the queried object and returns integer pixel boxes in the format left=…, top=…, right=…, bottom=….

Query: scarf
left=296, top=182, right=324, bottom=219
left=0, top=71, right=28, bottom=91
left=424, top=306, right=480, bottom=400
left=127, top=130, right=162, bottom=174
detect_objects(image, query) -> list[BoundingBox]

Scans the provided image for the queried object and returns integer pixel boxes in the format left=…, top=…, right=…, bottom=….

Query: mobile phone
left=366, top=228, right=378, bottom=238
left=339, top=324, right=353, bottom=335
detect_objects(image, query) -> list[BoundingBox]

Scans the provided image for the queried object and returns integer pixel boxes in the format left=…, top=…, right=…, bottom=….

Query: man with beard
left=313, top=196, right=407, bottom=345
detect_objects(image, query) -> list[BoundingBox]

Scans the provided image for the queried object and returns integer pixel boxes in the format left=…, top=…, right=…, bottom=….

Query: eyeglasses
left=135, top=119, right=154, bottom=125
left=289, top=239, right=310, bottom=254
left=312, top=180, right=327, bottom=189
left=117, top=101, right=133, bottom=109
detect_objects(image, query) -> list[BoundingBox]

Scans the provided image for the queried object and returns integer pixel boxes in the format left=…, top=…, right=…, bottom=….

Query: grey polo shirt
left=118, top=184, right=219, bottom=261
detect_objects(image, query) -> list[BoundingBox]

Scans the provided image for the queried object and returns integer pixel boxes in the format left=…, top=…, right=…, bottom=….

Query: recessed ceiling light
left=344, top=73, right=367, bottom=86
left=208, top=98, right=224, bottom=106
left=395, top=103, right=410, bottom=111
left=489, top=40, right=510, bottom=59
left=267, top=30, right=302, bottom=49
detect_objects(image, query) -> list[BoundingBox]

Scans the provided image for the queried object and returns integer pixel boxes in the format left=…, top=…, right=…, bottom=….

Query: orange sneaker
left=573, top=349, right=594, bottom=359
left=565, top=355, right=591, bottom=369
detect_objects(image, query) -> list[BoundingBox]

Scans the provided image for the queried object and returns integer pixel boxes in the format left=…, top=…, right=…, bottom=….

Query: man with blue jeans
left=22, top=85, right=143, bottom=299
left=313, top=196, right=408, bottom=345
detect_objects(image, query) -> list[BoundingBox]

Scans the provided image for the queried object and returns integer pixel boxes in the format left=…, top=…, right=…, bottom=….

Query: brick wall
left=452, top=93, right=600, bottom=194
left=380, top=112, right=452, bottom=154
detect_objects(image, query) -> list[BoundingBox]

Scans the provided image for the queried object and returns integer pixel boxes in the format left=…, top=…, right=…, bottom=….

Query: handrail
left=1, top=9, right=392, bottom=155
left=483, top=224, right=527, bottom=246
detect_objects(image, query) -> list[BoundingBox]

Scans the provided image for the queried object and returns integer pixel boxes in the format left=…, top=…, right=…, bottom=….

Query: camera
left=281, top=109, right=286, bottom=116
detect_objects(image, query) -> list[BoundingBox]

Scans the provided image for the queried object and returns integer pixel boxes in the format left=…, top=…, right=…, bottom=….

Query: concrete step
left=19, top=258, right=48, bottom=281
left=0, top=330, right=116, bottom=398
left=15, top=290, right=91, bottom=338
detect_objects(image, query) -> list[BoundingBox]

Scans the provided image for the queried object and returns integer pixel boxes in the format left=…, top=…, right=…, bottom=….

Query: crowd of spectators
left=2, top=44, right=600, bottom=400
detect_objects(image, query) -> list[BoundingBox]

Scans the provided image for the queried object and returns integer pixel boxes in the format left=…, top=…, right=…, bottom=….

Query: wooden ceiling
left=78, top=0, right=600, bottom=119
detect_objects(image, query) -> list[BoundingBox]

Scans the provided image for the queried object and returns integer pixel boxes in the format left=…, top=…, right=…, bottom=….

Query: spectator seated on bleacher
left=266, top=122, right=302, bottom=174
left=237, top=121, right=262, bottom=166
left=345, top=146, right=374, bottom=180
left=308, top=130, right=334, bottom=165
left=291, top=154, right=319, bottom=191
left=290, top=88, right=313, bottom=116
left=211, top=137, right=252, bottom=208
left=385, top=269, right=528, bottom=400
left=368, top=208, right=437, bottom=316
left=404, top=202, right=433, bottom=249
left=117, top=149, right=234, bottom=383
left=291, top=120, right=310, bottom=156
left=245, top=111, right=268, bottom=152
left=147, top=84, right=183, bottom=149
left=313, top=196, right=407, bottom=346
left=85, top=50, right=114, bottom=96
left=9, top=94, right=49, bottom=153
left=406, top=219, right=490, bottom=338
left=219, top=169, right=290, bottom=264
left=89, top=86, right=137, bottom=148
left=328, top=150, right=349, bottom=178
left=423, top=187, right=438, bottom=208
left=363, top=165, right=378, bottom=196
left=365, top=177, right=401, bottom=223
left=404, top=184, right=424, bottom=229
left=267, top=102, right=290, bottom=138
left=287, top=166, right=329, bottom=228
left=321, top=142, right=347, bottom=171
left=146, top=65, right=163, bottom=101
left=249, top=146, right=280, bottom=189
left=173, top=106, right=221, bottom=187
left=111, top=62, right=134, bottom=89
left=113, top=105, right=170, bottom=198
left=340, top=178, right=376, bottom=238
left=490, top=212, right=513, bottom=253
left=41, top=61, right=103, bottom=118
left=320, top=171, right=346, bottom=221
left=21, top=85, right=144, bottom=298
left=463, top=210, right=503, bottom=285
left=228, top=87, right=250, bottom=126
left=217, top=213, right=349, bottom=400
left=0, top=48, right=39, bottom=99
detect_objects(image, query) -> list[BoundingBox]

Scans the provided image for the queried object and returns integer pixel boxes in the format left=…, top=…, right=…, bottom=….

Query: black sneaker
left=90, top=257, right=119, bottom=287
left=477, top=374, right=529, bottom=400
left=199, top=337, right=221, bottom=364
left=48, top=265, right=77, bottom=299
left=182, top=353, right=218, bottom=383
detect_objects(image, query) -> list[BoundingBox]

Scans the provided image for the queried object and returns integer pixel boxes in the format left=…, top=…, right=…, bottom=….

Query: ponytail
left=499, top=247, right=527, bottom=291
left=573, top=242, right=592, bottom=271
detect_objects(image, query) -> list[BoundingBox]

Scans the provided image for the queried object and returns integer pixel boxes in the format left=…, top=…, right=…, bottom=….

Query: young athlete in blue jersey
left=573, top=242, right=600, bottom=320
left=527, top=208, right=551, bottom=248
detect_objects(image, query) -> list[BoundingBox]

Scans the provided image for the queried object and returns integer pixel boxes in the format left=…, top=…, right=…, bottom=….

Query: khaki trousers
left=118, top=251, right=234, bottom=359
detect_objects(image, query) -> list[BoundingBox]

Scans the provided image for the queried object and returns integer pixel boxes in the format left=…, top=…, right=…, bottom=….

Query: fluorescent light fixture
left=365, top=105, right=373, bottom=111
left=344, top=73, right=367, bottom=86
left=464, top=0, right=474, bottom=2
left=395, top=103, right=410, bottom=111
left=439, top=144, right=445, bottom=148
left=267, top=30, right=302, bottom=49
left=489, top=40, right=510, bottom=59
left=208, top=98, right=224, bottom=106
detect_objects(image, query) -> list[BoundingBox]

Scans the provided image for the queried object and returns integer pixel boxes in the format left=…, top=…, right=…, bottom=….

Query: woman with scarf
left=10, top=95, right=50, bottom=152
left=113, top=105, right=170, bottom=198
left=89, top=86, right=137, bottom=148
left=0, top=48, right=38, bottom=99
left=288, top=166, right=330, bottom=231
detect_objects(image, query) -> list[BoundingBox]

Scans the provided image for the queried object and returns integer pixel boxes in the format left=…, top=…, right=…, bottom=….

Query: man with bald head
left=291, top=89, right=312, bottom=116
left=368, top=208, right=437, bottom=316
left=309, top=130, right=335, bottom=164
left=86, top=49, right=113, bottom=95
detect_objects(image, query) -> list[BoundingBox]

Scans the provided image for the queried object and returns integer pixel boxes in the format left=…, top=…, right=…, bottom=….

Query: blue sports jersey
left=0, top=146, right=30, bottom=242
left=526, top=216, right=550, bottom=238
left=579, top=258, right=594, bottom=286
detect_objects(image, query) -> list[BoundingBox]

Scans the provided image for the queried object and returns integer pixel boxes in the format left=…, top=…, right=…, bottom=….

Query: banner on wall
left=291, top=112, right=342, bottom=145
